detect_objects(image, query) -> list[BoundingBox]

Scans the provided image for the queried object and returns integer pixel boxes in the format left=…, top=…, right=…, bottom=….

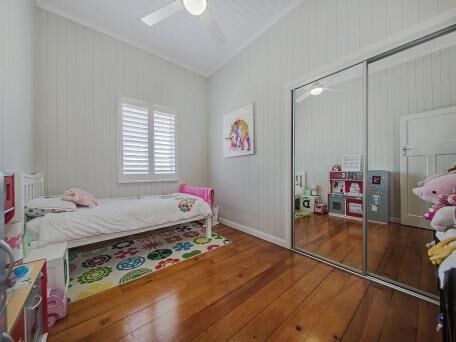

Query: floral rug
left=67, top=223, right=229, bottom=302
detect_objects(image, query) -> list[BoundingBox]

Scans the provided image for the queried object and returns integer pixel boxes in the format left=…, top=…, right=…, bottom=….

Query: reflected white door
left=400, top=106, right=456, bottom=228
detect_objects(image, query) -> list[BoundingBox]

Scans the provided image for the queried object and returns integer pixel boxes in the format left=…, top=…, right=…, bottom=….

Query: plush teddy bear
left=413, top=171, right=456, bottom=231
left=62, top=188, right=98, bottom=208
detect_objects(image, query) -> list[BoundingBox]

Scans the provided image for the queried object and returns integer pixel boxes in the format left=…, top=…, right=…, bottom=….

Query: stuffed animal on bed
left=62, top=188, right=98, bottom=208
left=413, top=171, right=456, bottom=231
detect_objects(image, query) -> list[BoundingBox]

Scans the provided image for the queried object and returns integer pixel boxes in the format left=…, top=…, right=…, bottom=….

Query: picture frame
left=223, top=103, right=255, bottom=158
left=342, top=154, right=362, bottom=171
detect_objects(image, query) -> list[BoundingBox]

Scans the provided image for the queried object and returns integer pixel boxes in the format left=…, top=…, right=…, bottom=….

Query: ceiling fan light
left=182, top=0, right=207, bottom=16
left=310, top=87, right=323, bottom=96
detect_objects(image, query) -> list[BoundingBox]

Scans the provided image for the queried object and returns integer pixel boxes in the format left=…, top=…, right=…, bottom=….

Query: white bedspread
left=26, top=193, right=211, bottom=245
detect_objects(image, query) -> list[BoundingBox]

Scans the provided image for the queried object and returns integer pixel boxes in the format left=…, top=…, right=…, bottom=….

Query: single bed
left=21, top=174, right=213, bottom=249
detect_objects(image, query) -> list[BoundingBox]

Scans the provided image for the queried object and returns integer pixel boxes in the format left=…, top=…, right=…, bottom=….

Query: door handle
left=401, top=145, right=411, bottom=156
left=30, top=295, right=42, bottom=311
left=0, top=240, right=14, bottom=285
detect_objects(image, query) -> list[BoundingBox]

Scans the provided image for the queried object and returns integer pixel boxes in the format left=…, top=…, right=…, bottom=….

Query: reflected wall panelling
left=208, top=0, right=456, bottom=242
left=35, top=9, right=209, bottom=198
left=368, top=42, right=456, bottom=218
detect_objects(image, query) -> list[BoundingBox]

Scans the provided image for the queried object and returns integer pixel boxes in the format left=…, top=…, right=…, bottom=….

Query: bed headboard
left=22, top=173, right=45, bottom=204
left=15, top=173, right=44, bottom=225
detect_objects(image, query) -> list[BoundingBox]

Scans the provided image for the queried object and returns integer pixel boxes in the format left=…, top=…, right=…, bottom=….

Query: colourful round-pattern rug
left=193, top=237, right=211, bottom=244
left=112, top=240, right=134, bottom=250
left=67, top=223, right=230, bottom=302
left=82, top=254, right=112, bottom=268
left=147, top=248, right=173, bottom=260
left=116, top=256, right=145, bottom=271
left=77, top=267, right=113, bottom=285
left=119, top=268, right=153, bottom=284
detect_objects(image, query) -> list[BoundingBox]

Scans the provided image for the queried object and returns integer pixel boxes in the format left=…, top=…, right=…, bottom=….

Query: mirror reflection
left=367, top=31, right=456, bottom=296
left=293, top=63, right=364, bottom=271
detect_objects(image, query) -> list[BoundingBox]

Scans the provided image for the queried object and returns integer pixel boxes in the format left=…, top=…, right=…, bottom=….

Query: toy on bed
left=412, top=170, right=456, bottom=232
left=62, top=188, right=98, bottom=208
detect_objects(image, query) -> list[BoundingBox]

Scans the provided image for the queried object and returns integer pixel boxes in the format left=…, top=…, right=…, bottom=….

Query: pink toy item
left=314, top=203, right=328, bottom=215
left=424, top=194, right=456, bottom=220
left=431, top=206, right=456, bottom=232
left=47, top=287, right=67, bottom=327
left=413, top=171, right=456, bottom=231
left=412, top=171, right=456, bottom=204
left=179, top=184, right=215, bottom=209
left=62, top=188, right=98, bottom=208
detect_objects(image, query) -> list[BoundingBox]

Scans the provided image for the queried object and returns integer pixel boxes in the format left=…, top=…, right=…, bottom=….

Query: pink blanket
left=179, top=184, right=215, bottom=209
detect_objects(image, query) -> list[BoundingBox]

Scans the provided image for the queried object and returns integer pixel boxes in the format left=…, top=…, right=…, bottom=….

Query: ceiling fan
left=141, top=0, right=226, bottom=44
left=295, top=83, right=340, bottom=103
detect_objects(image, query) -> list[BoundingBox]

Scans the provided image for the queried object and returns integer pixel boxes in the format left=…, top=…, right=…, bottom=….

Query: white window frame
left=117, top=97, right=178, bottom=183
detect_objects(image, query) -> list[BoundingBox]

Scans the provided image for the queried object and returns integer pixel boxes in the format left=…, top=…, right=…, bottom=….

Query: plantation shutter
left=121, top=103, right=150, bottom=175
left=153, top=110, right=176, bottom=175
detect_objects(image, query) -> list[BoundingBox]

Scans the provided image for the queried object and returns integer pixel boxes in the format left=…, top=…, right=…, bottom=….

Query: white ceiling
left=36, top=0, right=303, bottom=76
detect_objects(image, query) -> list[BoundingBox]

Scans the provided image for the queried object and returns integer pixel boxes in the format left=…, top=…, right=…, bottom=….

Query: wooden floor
left=295, top=214, right=438, bottom=296
left=49, top=224, right=440, bottom=342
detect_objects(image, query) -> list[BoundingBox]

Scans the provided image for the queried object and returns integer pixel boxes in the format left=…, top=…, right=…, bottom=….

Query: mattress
left=26, top=193, right=212, bottom=245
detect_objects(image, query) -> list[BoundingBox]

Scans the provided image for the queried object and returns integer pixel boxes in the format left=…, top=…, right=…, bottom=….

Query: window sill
left=117, top=178, right=179, bottom=184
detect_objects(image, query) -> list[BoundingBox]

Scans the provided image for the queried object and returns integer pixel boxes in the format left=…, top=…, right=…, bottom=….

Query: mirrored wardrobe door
left=367, top=30, right=456, bottom=296
left=293, top=63, right=364, bottom=271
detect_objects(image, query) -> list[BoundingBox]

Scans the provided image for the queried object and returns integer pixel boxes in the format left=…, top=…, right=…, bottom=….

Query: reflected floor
left=294, top=214, right=438, bottom=296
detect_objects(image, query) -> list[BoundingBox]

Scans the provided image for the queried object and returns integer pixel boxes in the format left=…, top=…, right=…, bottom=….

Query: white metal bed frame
left=21, top=173, right=212, bottom=249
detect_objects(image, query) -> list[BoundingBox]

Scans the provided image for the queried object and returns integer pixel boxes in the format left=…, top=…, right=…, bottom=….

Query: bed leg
left=205, top=216, right=212, bottom=238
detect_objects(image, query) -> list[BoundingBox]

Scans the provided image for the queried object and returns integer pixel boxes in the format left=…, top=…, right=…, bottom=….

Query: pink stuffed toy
left=431, top=206, right=456, bottom=232
left=413, top=171, right=456, bottom=231
left=62, top=188, right=97, bottom=208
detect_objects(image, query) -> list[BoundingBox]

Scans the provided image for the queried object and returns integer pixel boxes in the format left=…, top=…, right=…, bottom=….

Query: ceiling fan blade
left=200, top=9, right=226, bottom=44
left=142, top=0, right=184, bottom=26
left=295, top=91, right=311, bottom=103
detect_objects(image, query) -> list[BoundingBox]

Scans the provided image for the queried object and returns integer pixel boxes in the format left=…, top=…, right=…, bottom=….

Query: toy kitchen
left=328, top=170, right=390, bottom=223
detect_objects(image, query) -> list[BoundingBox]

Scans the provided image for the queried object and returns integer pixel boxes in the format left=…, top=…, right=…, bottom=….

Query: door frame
left=286, top=12, right=456, bottom=304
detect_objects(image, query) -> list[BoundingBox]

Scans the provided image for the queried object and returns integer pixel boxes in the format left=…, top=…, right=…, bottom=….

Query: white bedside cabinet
left=24, top=242, right=69, bottom=293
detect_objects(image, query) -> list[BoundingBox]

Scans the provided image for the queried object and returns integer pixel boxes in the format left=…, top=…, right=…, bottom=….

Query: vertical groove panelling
left=367, top=43, right=456, bottom=218
left=35, top=9, right=209, bottom=197
left=208, top=0, right=456, bottom=241
left=0, top=0, right=35, bottom=174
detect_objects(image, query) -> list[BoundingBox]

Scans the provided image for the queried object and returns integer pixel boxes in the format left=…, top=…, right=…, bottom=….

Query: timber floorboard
left=295, top=214, right=438, bottom=296
left=49, top=224, right=440, bottom=342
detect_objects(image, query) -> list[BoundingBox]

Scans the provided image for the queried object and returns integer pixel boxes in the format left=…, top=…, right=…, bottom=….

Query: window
left=153, top=110, right=176, bottom=175
left=118, top=98, right=177, bottom=183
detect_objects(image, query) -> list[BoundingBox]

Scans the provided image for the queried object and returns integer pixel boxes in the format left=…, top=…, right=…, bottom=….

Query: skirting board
left=219, top=217, right=289, bottom=248
left=390, top=217, right=401, bottom=224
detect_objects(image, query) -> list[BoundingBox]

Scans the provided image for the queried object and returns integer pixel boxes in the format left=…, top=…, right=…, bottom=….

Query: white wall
left=35, top=9, right=209, bottom=198
left=208, top=0, right=456, bottom=243
left=0, top=0, right=35, bottom=173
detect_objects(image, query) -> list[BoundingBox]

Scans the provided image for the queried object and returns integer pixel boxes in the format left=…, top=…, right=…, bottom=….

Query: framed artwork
left=223, top=103, right=255, bottom=158
left=342, top=154, right=362, bottom=171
